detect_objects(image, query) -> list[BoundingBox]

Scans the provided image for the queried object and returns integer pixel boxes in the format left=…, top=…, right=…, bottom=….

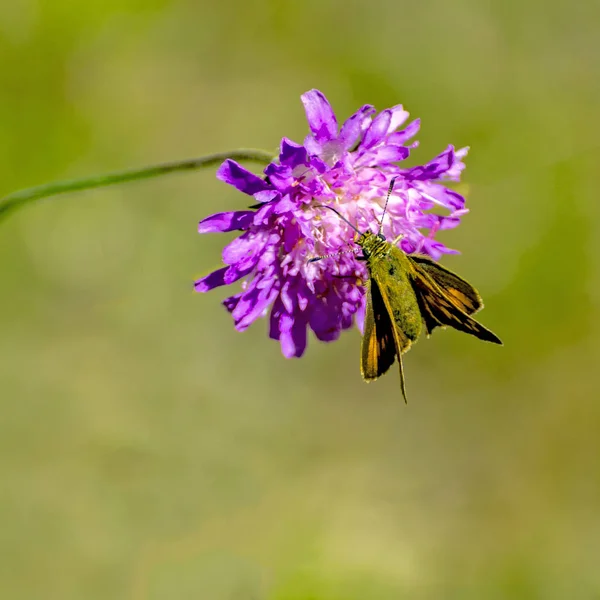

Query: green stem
left=0, top=148, right=275, bottom=221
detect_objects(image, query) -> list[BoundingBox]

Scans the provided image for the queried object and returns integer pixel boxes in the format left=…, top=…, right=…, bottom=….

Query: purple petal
left=269, top=292, right=309, bottom=358
left=280, top=313, right=308, bottom=358
left=280, top=281, right=294, bottom=313
left=436, top=214, right=463, bottom=230
left=404, top=146, right=456, bottom=181
left=338, top=105, right=376, bottom=151
left=231, top=282, right=261, bottom=325
left=222, top=233, right=256, bottom=264
left=355, top=297, right=366, bottom=334
left=362, top=109, right=392, bottom=149
left=420, top=238, right=459, bottom=260
left=198, top=210, right=254, bottom=233
left=224, top=263, right=254, bottom=284
left=264, top=163, right=294, bottom=191
left=301, top=89, right=338, bottom=143
left=224, top=234, right=272, bottom=273
left=273, top=195, right=298, bottom=215
left=303, top=135, right=323, bottom=157
left=217, top=160, right=270, bottom=195
left=253, top=203, right=275, bottom=226
left=443, top=146, right=469, bottom=181
left=279, top=138, right=309, bottom=167
left=354, top=145, right=410, bottom=167
left=401, top=238, right=418, bottom=254
left=223, top=294, right=241, bottom=313
left=194, top=267, right=229, bottom=292
left=340, top=300, right=357, bottom=330
left=308, top=155, right=329, bottom=175
left=297, top=288, right=309, bottom=311
left=387, top=105, right=410, bottom=132
left=233, top=284, right=279, bottom=331
left=411, top=212, right=439, bottom=230
left=283, top=220, right=300, bottom=252
left=415, top=182, right=466, bottom=211
left=305, top=175, right=335, bottom=200
left=387, top=119, right=421, bottom=146
left=253, top=190, right=279, bottom=204
left=269, top=297, right=285, bottom=341
left=309, top=300, right=341, bottom=342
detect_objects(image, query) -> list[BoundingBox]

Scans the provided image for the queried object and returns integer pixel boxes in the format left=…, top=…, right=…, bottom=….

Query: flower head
left=195, top=90, right=469, bottom=358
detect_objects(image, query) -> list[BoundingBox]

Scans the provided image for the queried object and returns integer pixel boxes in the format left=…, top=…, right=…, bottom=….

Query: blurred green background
left=2, top=0, right=600, bottom=598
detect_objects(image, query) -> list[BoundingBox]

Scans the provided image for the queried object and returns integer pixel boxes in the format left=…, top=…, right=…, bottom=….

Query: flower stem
left=0, top=148, right=275, bottom=221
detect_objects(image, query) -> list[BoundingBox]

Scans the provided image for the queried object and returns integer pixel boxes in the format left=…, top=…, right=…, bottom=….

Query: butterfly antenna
left=313, top=204, right=362, bottom=235
left=308, top=248, right=358, bottom=263
left=378, top=177, right=398, bottom=235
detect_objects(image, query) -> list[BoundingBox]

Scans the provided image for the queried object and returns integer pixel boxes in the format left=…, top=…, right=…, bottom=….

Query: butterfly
left=312, top=178, right=502, bottom=401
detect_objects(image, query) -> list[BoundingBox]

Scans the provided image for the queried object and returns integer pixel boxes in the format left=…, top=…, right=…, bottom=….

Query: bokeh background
left=2, top=1, right=600, bottom=598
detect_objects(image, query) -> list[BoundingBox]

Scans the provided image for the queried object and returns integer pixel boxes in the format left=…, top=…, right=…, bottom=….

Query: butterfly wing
left=409, top=257, right=502, bottom=345
left=367, top=250, right=424, bottom=401
left=361, top=278, right=398, bottom=381
left=409, top=254, right=483, bottom=315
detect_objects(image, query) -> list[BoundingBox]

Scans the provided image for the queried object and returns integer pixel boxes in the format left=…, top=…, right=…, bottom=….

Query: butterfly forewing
left=409, top=254, right=483, bottom=315
left=361, top=279, right=397, bottom=381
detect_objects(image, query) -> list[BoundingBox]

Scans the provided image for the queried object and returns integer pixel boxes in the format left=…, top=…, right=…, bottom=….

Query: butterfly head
left=356, top=230, right=388, bottom=258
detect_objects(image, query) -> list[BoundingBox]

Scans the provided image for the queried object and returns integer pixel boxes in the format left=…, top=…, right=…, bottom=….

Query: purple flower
left=195, top=89, right=469, bottom=358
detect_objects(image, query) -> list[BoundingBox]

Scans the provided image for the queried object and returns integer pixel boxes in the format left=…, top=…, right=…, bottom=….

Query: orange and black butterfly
left=313, top=178, right=502, bottom=401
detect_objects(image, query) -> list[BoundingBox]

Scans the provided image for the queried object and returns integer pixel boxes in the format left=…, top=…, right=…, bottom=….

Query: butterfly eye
left=377, top=233, right=386, bottom=241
